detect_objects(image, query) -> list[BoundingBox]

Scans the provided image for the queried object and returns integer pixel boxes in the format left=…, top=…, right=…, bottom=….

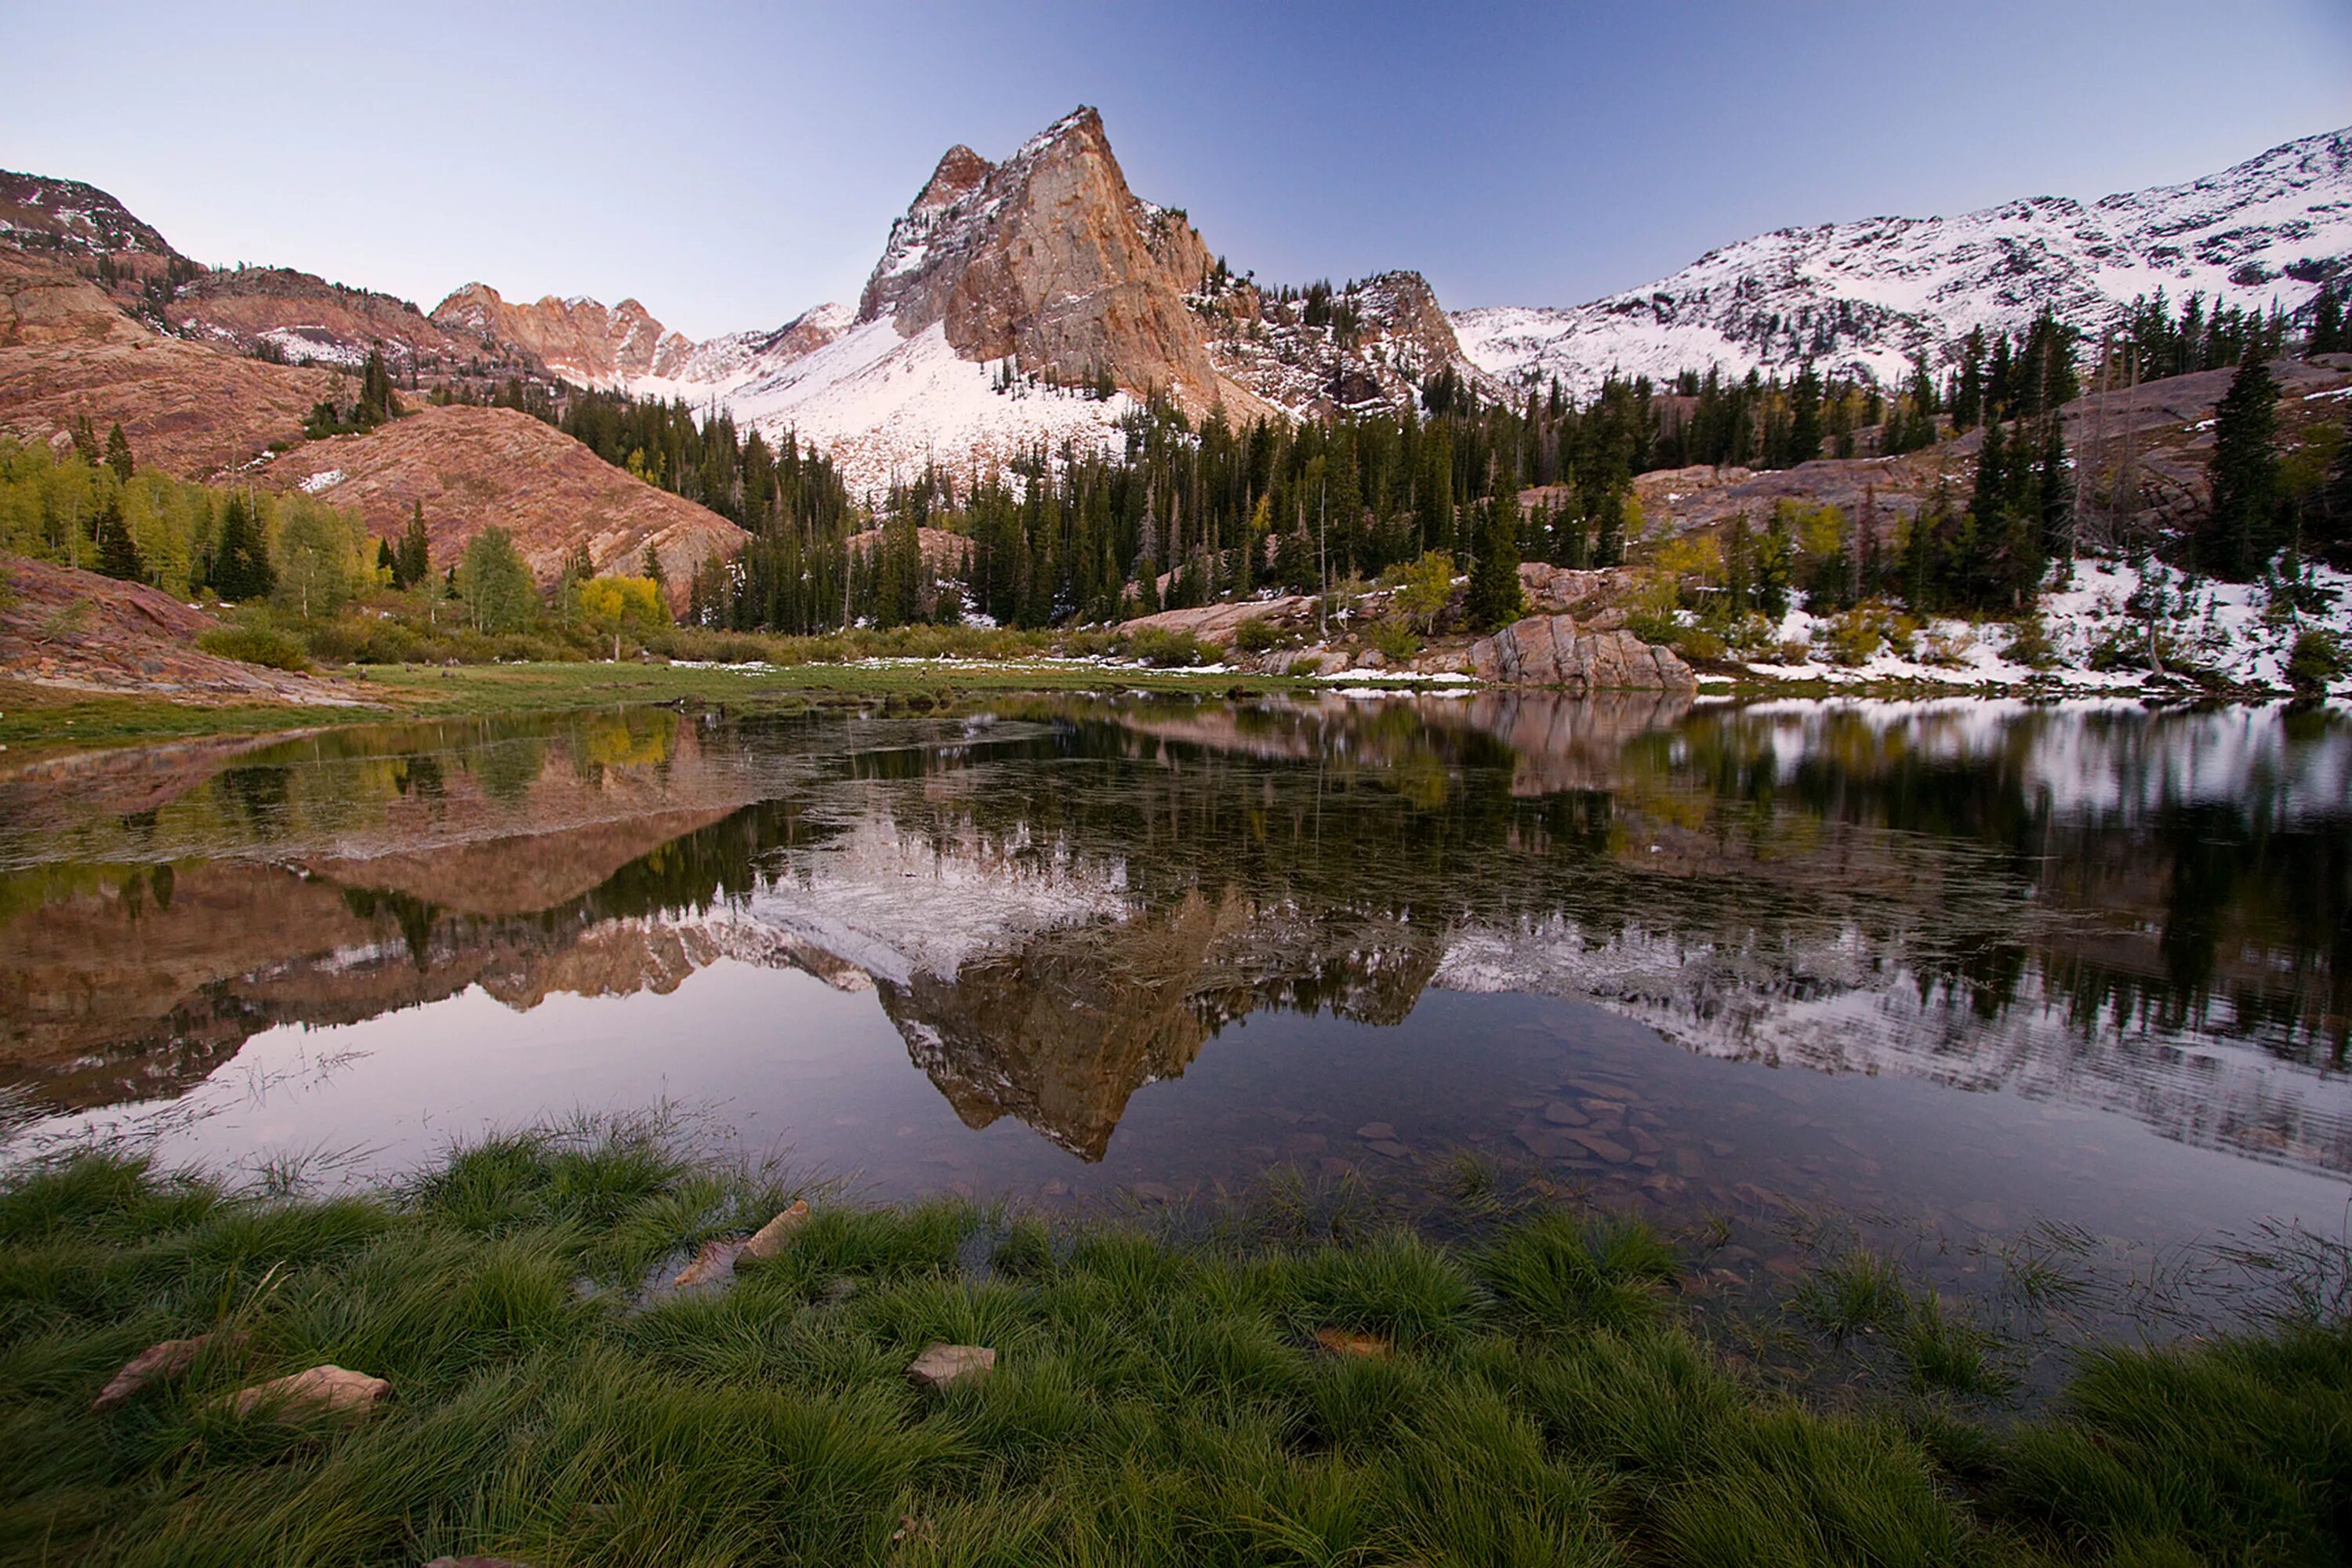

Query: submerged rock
left=673, top=1238, right=746, bottom=1287
left=907, top=1343, right=996, bottom=1390
left=741, top=1200, right=811, bottom=1261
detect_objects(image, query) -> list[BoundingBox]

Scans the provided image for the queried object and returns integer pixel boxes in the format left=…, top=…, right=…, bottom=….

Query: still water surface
left=3, top=692, right=2347, bottom=1327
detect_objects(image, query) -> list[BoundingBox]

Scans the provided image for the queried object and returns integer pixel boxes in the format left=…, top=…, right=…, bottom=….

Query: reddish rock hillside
left=0, top=556, right=365, bottom=704
left=165, top=266, right=522, bottom=379
left=430, top=284, right=674, bottom=388
left=0, top=249, right=331, bottom=474
left=252, top=404, right=745, bottom=598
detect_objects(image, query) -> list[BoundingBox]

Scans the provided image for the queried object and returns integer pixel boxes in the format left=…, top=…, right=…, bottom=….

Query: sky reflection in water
left=2, top=691, right=2347, bottom=1328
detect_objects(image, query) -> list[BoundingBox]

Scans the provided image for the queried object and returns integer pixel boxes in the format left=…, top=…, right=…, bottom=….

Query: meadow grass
left=2, top=1127, right=2346, bottom=1567
left=0, top=655, right=1323, bottom=750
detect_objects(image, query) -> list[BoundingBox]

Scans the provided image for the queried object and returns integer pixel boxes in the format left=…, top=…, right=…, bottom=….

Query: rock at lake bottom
left=93, top=1331, right=238, bottom=1412
left=906, top=1343, right=996, bottom=1390
left=222, top=1364, right=390, bottom=1419
left=741, top=1199, right=811, bottom=1261
left=673, top=1238, right=746, bottom=1287
left=1467, top=615, right=1697, bottom=691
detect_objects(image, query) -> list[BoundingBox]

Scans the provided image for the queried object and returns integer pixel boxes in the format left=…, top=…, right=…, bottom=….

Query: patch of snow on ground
left=1734, top=555, right=2352, bottom=696
left=297, top=469, right=344, bottom=494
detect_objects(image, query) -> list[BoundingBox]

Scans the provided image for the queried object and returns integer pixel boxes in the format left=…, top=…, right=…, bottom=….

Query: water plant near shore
left=3, top=1124, right=2347, bottom=1567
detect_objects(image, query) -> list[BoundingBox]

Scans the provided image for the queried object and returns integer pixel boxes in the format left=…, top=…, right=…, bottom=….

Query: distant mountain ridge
left=8, top=118, right=2349, bottom=498
left=1455, top=126, right=2352, bottom=395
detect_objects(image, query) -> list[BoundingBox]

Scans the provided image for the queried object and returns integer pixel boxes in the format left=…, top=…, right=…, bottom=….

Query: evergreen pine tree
left=358, top=349, right=399, bottom=428
left=103, top=423, right=135, bottom=480
left=212, top=492, right=276, bottom=601
left=1788, top=365, right=1824, bottom=464
left=1952, top=331, right=1986, bottom=432
left=397, top=502, right=432, bottom=589
left=376, top=537, right=397, bottom=579
left=1465, top=481, right=1524, bottom=631
left=2311, top=415, right=2352, bottom=568
left=95, top=498, right=143, bottom=582
left=1722, top=511, right=1752, bottom=617
left=2198, top=357, right=2281, bottom=581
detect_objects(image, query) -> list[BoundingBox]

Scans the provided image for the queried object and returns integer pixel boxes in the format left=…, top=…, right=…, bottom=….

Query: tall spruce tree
left=396, top=502, right=432, bottom=589
left=212, top=492, right=275, bottom=601
left=103, top=423, right=135, bottom=480
left=1465, top=479, right=1524, bottom=631
left=95, top=497, right=143, bottom=582
left=2198, top=357, right=2281, bottom=581
left=2313, top=416, right=2352, bottom=568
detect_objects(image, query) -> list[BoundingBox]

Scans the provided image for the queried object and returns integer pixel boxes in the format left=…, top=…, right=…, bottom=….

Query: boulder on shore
left=1467, top=615, right=1696, bottom=691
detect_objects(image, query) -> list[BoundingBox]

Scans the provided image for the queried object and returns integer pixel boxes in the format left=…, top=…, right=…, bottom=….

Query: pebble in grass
left=1313, top=1328, right=1392, bottom=1358
left=220, top=1364, right=390, bottom=1419
left=92, top=1330, right=242, bottom=1413
left=740, top=1200, right=811, bottom=1261
left=907, top=1343, right=996, bottom=1390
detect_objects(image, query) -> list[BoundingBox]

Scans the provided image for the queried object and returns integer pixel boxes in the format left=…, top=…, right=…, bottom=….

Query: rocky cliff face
left=431, top=283, right=679, bottom=388
left=1203, top=269, right=1494, bottom=416
left=852, top=108, right=1253, bottom=419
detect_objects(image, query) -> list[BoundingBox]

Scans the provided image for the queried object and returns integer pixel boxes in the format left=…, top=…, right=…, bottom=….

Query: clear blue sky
left=7, top=0, right=2349, bottom=339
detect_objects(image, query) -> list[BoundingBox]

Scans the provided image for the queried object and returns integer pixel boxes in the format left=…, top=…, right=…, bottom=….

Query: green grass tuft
left=2, top=1134, right=2347, bottom=1566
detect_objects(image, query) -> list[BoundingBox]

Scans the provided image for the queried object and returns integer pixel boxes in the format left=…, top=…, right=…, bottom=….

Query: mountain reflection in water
left=2, top=694, right=2347, bottom=1229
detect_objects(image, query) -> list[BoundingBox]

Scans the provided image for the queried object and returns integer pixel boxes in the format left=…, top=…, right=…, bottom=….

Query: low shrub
left=197, top=623, right=310, bottom=672
left=1368, top=619, right=1421, bottom=661
left=2286, top=629, right=2345, bottom=696
left=2003, top=615, right=2057, bottom=670
left=1670, top=625, right=1728, bottom=662
left=1231, top=615, right=1285, bottom=654
left=1122, top=626, right=1217, bottom=667
left=1624, top=609, right=1682, bottom=646
left=1815, top=601, right=1916, bottom=667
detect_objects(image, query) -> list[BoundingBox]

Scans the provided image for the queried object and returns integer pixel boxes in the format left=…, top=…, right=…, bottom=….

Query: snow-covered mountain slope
left=635, top=314, right=1138, bottom=496
left=1457, top=125, right=2352, bottom=396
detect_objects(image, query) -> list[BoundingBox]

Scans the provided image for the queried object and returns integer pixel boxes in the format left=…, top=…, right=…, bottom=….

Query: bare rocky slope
left=252, top=403, right=744, bottom=599
left=0, top=557, right=367, bottom=704
left=0, top=235, right=742, bottom=605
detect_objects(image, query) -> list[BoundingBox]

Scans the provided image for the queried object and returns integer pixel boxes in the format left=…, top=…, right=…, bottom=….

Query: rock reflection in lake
left=2, top=693, right=2347, bottom=1305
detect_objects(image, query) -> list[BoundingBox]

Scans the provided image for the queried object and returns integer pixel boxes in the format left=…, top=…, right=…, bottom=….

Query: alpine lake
left=5, top=688, right=2348, bottom=1360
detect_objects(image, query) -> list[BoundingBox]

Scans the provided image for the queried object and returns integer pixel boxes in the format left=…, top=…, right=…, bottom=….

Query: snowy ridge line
left=1456, top=125, right=2352, bottom=396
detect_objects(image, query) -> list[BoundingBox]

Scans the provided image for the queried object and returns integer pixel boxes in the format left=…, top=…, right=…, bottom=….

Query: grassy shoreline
left=4, top=656, right=2302, bottom=755
left=0, top=661, right=1322, bottom=751
left=4, top=1127, right=2345, bottom=1566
